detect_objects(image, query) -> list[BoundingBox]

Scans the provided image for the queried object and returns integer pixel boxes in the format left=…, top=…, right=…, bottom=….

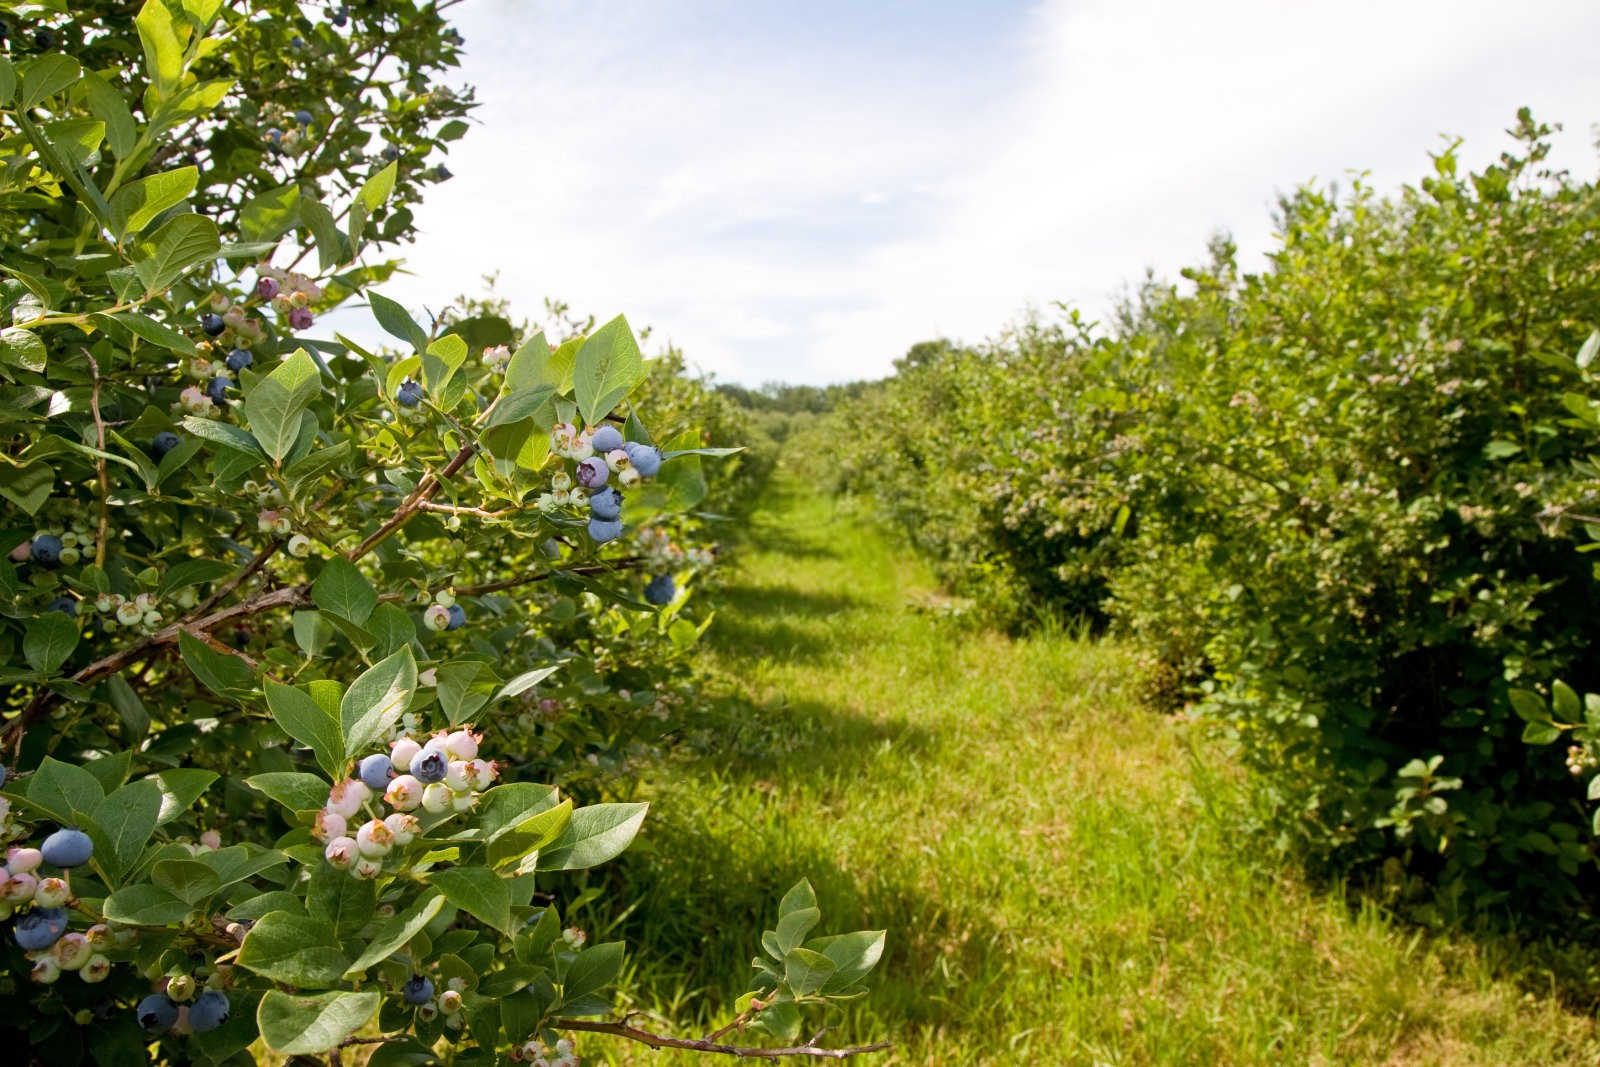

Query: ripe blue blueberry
left=410, top=749, right=447, bottom=784
left=151, top=431, right=181, bottom=459
left=206, top=376, right=231, bottom=403
left=445, top=604, right=466, bottom=631
left=33, top=27, right=54, bottom=50
left=41, top=827, right=94, bottom=868
left=591, top=425, right=624, bottom=453
left=14, top=907, right=69, bottom=951
left=266, top=127, right=284, bottom=145
left=382, top=146, right=400, bottom=162
left=0, top=763, right=7, bottom=788
left=225, top=347, right=253, bottom=372
left=331, top=7, right=348, bottom=26
left=293, top=109, right=313, bottom=127
left=588, top=517, right=623, bottom=544
left=45, top=596, right=75, bottom=615
left=31, top=533, right=62, bottom=567
left=396, top=380, right=423, bottom=408
left=589, top=487, right=622, bottom=521
left=433, top=165, right=452, bottom=181
left=136, top=993, right=179, bottom=1034
left=645, top=575, right=676, bottom=606
left=290, top=35, right=305, bottom=48
left=358, top=753, right=393, bottom=791
left=576, top=456, right=608, bottom=489
left=403, top=975, right=434, bottom=1005
left=199, top=313, right=225, bottom=337
left=188, top=991, right=230, bottom=1033
left=624, top=441, right=662, bottom=477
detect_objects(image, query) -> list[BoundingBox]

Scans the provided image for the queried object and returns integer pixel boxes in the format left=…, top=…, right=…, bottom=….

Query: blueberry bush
left=0, top=3, right=885, bottom=1062
left=840, top=114, right=1600, bottom=927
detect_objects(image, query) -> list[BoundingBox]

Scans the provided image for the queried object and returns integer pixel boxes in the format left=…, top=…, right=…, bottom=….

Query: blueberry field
left=2, top=2, right=1600, bottom=1065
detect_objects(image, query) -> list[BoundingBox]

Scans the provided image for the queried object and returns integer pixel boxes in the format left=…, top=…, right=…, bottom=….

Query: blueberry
left=433, top=165, right=451, bottom=181
left=396, top=380, right=423, bottom=408
left=576, top=456, right=608, bottom=489
left=136, top=993, right=179, bottom=1034
left=41, top=827, right=94, bottom=868
left=591, top=425, right=624, bottom=453
left=225, top=348, right=253, bottom=372
left=0, top=764, right=6, bottom=788
left=588, top=517, right=622, bottom=544
left=331, top=9, right=348, bottom=27
left=14, top=907, right=69, bottom=951
left=445, top=604, right=465, bottom=631
left=151, top=431, right=181, bottom=459
left=293, top=109, right=313, bottom=127
left=624, top=441, right=662, bottom=477
left=45, top=596, right=75, bottom=615
left=206, top=376, right=231, bottom=403
left=31, top=533, right=62, bottom=567
left=645, top=575, right=675, bottom=606
left=402, top=975, right=433, bottom=1005
left=589, top=487, right=622, bottom=521
left=33, top=27, right=54, bottom=50
left=290, top=35, right=304, bottom=48
left=188, top=991, right=230, bottom=1032
left=199, top=313, right=226, bottom=337
left=410, top=749, right=447, bottom=784
left=266, top=127, right=283, bottom=145
left=358, top=753, right=393, bottom=791
left=382, top=146, right=400, bottom=162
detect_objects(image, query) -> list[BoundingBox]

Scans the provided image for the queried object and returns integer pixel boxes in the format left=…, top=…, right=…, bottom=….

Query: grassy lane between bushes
left=585, top=463, right=1600, bottom=1066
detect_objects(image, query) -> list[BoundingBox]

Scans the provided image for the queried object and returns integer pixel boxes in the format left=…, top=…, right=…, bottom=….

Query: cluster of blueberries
left=6, top=829, right=119, bottom=988
left=581, top=424, right=661, bottom=544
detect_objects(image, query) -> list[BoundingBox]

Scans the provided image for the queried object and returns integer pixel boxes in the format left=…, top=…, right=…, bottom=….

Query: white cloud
left=331, top=0, right=1600, bottom=385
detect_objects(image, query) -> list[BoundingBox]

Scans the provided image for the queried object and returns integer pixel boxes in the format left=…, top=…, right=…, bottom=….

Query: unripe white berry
left=7, top=847, right=41, bottom=873
left=439, top=989, right=463, bottom=1013
left=80, top=954, right=111, bottom=983
left=324, top=836, right=358, bottom=870
left=31, top=955, right=61, bottom=984
left=313, top=809, right=347, bottom=841
left=356, top=818, right=395, bottom=858
left=351, top=857, right=383, bottom=879
left=52, top=932, right=91, bottom=970
left=385, top=775, right=424, bottom=812
left=35, top=876, right=70, bottom=908
left=2, top=872, right=37, bottom=904
left=383, top=812, right=420, bottom=845
left=421, top=782, right=452, bottom=814
left=391, top=737, right=423, bottom=766
left=326, top=780, right=369, bottom=818
left=450, top=789, right=477, bottom=813
left=444, top=729, right=480, bottom=759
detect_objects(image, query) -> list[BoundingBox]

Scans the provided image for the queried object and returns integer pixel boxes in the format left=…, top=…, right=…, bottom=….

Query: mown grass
left=579, top=464, right=1600, bottom=1065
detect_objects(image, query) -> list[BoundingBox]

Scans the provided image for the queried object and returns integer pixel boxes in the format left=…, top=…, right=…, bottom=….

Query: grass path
left=592, top=470, right=1600, bottom=1065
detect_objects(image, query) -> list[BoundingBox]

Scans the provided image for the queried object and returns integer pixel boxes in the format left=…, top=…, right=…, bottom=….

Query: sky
left=335, top=0, right=1600, bottom=386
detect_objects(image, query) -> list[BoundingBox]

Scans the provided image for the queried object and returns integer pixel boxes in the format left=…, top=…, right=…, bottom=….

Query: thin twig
left=85, top=350, right=110, bottom=568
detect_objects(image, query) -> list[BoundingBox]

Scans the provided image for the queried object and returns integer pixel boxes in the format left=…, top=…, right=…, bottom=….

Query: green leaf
left=313, top=557, right=378, bottom=625
left=1522, top=720, right=1563, bottom=745
left=778, top=878, right=817, bottom=918
left=470, top=783, right=561, bottom=842
left=246, top=772, right=330, bottom=814
left=239, top=183, right=301, bottom=243
left=808, top=930, right=886, bottom=992
left=562, top=941, right=623, bottom=1004
left=423, top=333, right=468, bottom=394
left=428, top=867, right=513, bottom=934
left=341, top=647, right=416, bottom=757
left=0, top=57, right=14, bottom=105
left=347, top=162, right=398, bottom=247
left=79, top=71, right=136, bottom=158
left=101, top=310, right=199, bottom=357
left=0, top=461, right=53, bottom=514
left=1577, top=330, right=1600, bottom=370
left=437, top=659, right=500, bottom=725
left=27, top=756, right=104, bottom=825
left=103, top=883, right=189, bottom=925
left=239, top=912, right=349, bottom=987
left=88, top=779, right=162, bottom=885
left=20, top=54, right=82, bottom=108
left=299, top=197, right=347, bottom=272
left=24, top=611, right=78, bottom=673
left=135, top=0, right=183, bottom=97
left=537, top=802, right=647, bottom=871
left=178, top=416, right=263, bottom=457
left=245, top=348, right=321, bottom=464
left=110, top=166, right=197, bottom=240
left=306, top=862, right=376, bottom=939
left=573, top=314, right=644, bottom=425
left=132, top=212, right=221, bottom=292
left=0, top=327, right=47, bottom=373
left=367, top=290, right=429, bottom=351
left=265, top=679, right=344, bottom=779
left=783, top=946, right=836, bottom=997
left=344, top=890, right=445, bottom=977
left=157, top=558, right=233, bottom=597
left=257, top=991, right=380, bottom=1055
left=153, top=769, right=218, bottom=824
left=495, top=665, right=561, bottom=702
left=178, top=629, right=254, bottom=698
left=776, top=906, right=821, bottom=956
left=1509, top=689, right=1551, bottom=724
left=504, top=331, right=550, bottom=392
left=486, top=800, right=571, bottom=874
left=1553, top=680, right=1582, bottom=722
left=151, top=858, right=222, bottom=905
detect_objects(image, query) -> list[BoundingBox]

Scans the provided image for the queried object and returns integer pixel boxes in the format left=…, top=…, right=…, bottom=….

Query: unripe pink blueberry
left=80, top=954, right=111, bottom=983
left=8, top=847, right=42, bottom=874
left=351, top=857, right=382, bottom=880
left=385, top=775, right=423, bottom=811
left=85, top=924, right=110, bottom=949
left=8, top=540, right=29, bottom=562
left=466, top=759, right=498, bottom=791
left=199, top=830, right=221, bottom=850
left=35, top=876, right=70, bottom=908
left=52, top=932, right=91, bottom=970
left=3, top=872, right=37, bottom=903
left=356, top=818, right=395, bottom=858
left=604, top=448, right=630, bottom=472
left=313, top=809, right=347, bottom=842
left=31, top=955, right=61, bottom=984
left=423, top=604, right=451, bottom=632
left=289, top=306, right=314, bottom=330
left=256, top=276, right=280, bottom=299
left=326, top=780, right=370, bottom=818
left=383, top=812, right=420, bottom=845
left=444, top=729, right=480, bottom=760
left=324, top=836, right=358, bottom=870
left=421, top=782, right=452, bottom=814
left=391, top=737, right=422, bottom=766
left=444, top=760, right=473, bottom=792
